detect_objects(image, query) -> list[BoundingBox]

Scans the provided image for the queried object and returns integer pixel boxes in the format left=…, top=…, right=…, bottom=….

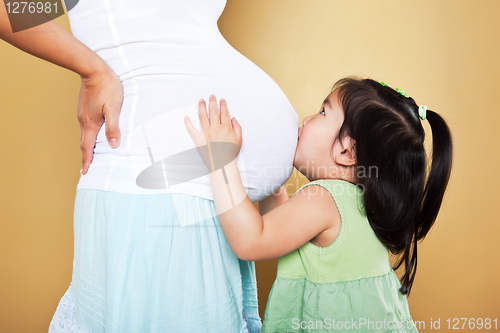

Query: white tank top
left=68, top=0, right=299, bottom=202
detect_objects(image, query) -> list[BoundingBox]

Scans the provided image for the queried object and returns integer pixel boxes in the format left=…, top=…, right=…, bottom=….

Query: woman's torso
left=68, top=0, right=299, bottom=202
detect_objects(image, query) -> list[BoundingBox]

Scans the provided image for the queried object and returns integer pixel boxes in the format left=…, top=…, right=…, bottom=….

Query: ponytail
left=332, top=77, right=453, bottom=295
left=416, top=110, right=453, bottom=241
left=397, top=110, right=453, bottom=295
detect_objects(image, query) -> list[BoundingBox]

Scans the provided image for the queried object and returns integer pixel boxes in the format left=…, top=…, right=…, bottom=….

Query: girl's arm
left=258, top=185, right=289, bottom=215
left=185, top=96, right=339, bottom=261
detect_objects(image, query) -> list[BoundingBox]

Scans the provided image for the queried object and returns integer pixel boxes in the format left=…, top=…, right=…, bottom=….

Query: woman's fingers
left=103, top=102, right=121, bottom=148
left=80, top=126, right=99, bottom=175
left=77, top=66, right=123, bottom=175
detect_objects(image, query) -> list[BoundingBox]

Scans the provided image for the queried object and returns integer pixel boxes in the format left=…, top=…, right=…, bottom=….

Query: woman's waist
left=78, top=153, right=294, bottom=202
left=86, top=149, right=295, bottom=180
left=92, top=129, right=297, bottom=187
left=77, top=159, right=216, bottom=199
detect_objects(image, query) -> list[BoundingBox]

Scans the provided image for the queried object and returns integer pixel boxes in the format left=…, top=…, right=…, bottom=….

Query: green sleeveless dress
left=261, top=179, right=419, bottom=333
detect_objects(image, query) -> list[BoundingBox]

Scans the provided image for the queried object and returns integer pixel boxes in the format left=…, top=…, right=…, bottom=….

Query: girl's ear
left=335, top=137, right=356, bottom=166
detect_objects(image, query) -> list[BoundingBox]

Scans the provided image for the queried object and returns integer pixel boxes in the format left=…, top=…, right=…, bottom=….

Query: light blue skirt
left=49, top=189, right=262, bottom=333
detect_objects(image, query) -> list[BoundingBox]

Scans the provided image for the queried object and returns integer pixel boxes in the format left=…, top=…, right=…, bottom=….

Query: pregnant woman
left=1, top=0, right=298, bottom=332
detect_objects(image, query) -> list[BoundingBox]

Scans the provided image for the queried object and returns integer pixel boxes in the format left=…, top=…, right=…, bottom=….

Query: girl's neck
left=304, top=165, right=358, bottom=184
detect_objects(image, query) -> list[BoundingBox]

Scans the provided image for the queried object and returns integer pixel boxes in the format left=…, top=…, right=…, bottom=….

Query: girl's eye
left=320, top=108, right=325, bottom=115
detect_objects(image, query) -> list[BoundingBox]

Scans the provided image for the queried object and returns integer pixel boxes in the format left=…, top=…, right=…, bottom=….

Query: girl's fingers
left=184, top=115, right=198, bottom=136
left=198, top=99, right=210, bottom=131
left=220, top=98, right=231, bottom=125
left=195, top=95, right=238, bottom=146
left=208, top=94, right=220, bottom=125
left=232, top=117, right=243, bottom=148
left=184, top=115, right=205, bottom=146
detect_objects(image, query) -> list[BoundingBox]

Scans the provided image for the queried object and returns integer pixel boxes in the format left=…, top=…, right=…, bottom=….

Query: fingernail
left=221, top=98, right=225, bottom=102
left=110, top=138, right=118, bottom=147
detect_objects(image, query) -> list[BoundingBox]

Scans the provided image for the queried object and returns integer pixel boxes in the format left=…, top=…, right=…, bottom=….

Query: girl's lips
left=298, top=127, right=303, bottom=139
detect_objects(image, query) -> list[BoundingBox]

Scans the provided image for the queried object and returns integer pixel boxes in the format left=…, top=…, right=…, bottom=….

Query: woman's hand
left=184, top=94, right=242, bottom=169
left=78, top=66, right=124, bottom=175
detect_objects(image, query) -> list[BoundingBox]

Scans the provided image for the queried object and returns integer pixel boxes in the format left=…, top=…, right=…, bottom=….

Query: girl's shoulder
left=282, top=180, right=390, bottom=283
left=288, top=179, right=366, bottom=249
left=294, top=179, right=364, bottom=204
left=296, top=178, right=359, bottom=190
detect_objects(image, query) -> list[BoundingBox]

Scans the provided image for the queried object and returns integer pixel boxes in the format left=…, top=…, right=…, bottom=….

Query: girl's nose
left=302, top=115, right=313, bottom=126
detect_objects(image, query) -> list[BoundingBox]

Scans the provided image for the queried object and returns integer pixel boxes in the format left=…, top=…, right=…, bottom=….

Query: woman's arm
left=0, top=1, right=105, bottom=78
left=258, top=185, right=289, bottom=215
left=0, top=1, right=123, bottom=174
left=185, top=96, right=339, bottom=261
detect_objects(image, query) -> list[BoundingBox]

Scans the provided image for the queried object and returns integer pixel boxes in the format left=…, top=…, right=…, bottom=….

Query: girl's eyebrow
left=323, top=98, right=331, bottom=108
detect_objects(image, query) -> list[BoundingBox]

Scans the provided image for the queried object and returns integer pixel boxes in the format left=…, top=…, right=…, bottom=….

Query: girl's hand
left=184, top=95, right=242, bottom=168
left=78, top=66, right=124, bottom=175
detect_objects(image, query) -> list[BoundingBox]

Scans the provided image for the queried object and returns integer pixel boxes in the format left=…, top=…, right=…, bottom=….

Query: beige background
left=1, top=0, right=499, bottom=331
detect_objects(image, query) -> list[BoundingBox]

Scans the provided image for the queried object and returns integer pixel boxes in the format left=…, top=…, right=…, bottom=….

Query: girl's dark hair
left=331, top=77, right=453, bottom=295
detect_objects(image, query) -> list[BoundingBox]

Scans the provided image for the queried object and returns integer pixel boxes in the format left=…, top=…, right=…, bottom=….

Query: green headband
left=378, top=81, right=409, bottom=98
left=377, top=81, right=427, bottom=120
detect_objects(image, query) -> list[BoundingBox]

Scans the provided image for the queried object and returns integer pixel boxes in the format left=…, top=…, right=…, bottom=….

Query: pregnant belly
left=89, top=43, right=299, bottom=202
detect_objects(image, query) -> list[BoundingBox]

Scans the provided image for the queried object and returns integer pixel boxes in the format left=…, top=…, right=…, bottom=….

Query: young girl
left=184, top=77, right=453, bottom=332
